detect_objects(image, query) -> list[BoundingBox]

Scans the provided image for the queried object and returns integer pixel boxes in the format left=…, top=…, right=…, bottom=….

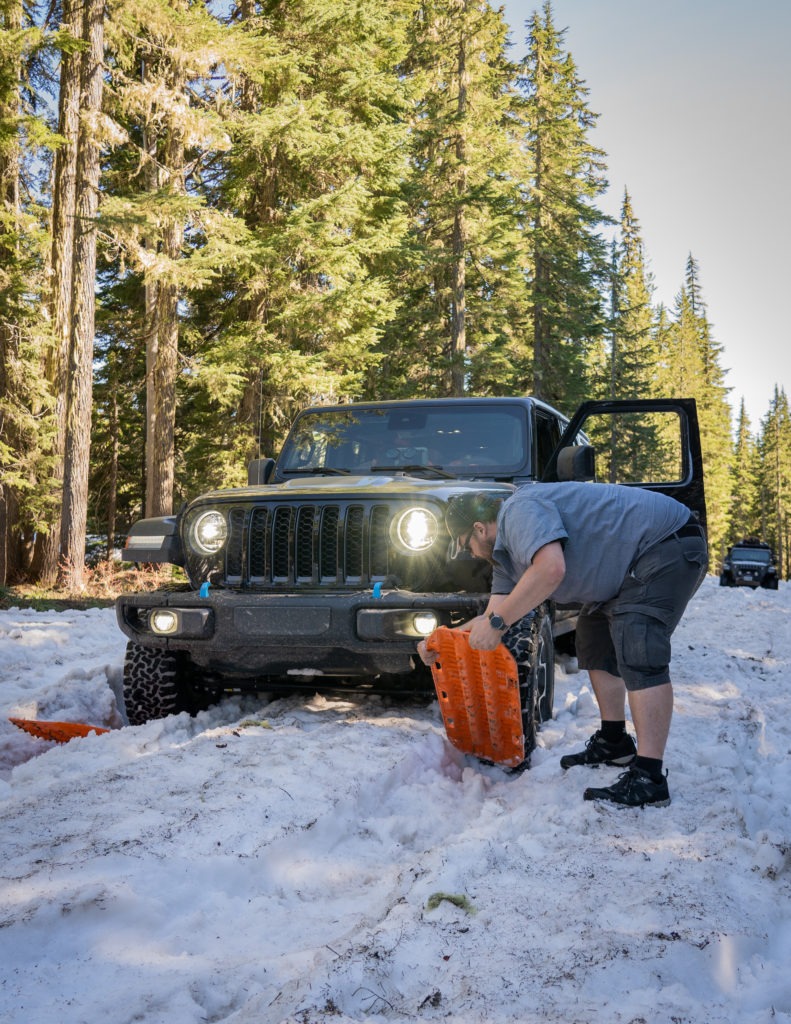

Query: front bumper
left=731, top=570, right=773, bottom=587
left=116, top=587, right=489, bottom=679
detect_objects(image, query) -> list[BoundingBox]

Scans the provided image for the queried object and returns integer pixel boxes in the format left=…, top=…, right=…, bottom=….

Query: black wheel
left=123, top=642, right=222, bottom=726
left=719, top=574, right=732, bottom=587
left=503, top=607, right=555, bottom=763
left=762, top=578, right=779, bottom=590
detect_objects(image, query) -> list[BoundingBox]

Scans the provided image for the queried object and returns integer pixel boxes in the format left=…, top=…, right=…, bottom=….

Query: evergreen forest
left=1, top=0, right=789, bottom=589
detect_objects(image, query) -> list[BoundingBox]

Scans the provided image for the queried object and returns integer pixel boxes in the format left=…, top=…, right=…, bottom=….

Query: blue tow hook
left=199, top=581, right=211, bottom=599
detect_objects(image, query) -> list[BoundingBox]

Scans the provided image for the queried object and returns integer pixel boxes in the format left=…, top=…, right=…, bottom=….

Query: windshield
left=278, top=405, right=527, bottom=476
left=731, top=547, right=771, bottom=563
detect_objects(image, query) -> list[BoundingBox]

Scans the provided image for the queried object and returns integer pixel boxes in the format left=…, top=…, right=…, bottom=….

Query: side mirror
left=557, top=445, right=596, bottom=482
left=248, top=458, right=275, bottom=485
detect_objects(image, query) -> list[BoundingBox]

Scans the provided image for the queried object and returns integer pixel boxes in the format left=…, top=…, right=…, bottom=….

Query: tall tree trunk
left=106, top=377, right=119, bottom=559
left=0, top=0, right=22, bottom=584
left=449, top=28, right=467, bottom=397
left=145, top=119, right=184, bottom=518
left=146, top=243, right=179, bottom=518
left=531, top=128, right=549, bottom=400
left=774, top=415, right=785, bottom=578
left=60, top=0, right=104, bottom=587
left=235, top=0, right=273, bottom=462
left=450, top=204, right=467, bottom=397
left=30, top=0, right=82, bottom=584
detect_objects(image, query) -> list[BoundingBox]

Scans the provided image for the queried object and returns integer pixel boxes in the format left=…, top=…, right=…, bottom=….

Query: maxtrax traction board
left=427, top=626, right=525, bottom=767
left=9, top=718, right=110, bottom=743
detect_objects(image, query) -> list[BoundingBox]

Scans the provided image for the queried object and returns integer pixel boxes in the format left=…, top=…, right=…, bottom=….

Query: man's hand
left=467, top=614, right=503, bottom=651
left=416, top=638, right=439, bottom=666
left=416, top=615, right=491, bottom=665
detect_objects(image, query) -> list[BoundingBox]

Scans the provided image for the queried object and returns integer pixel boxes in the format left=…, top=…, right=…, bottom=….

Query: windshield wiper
left=281, top=467, right=350, bottom=476
left=369, top=464, right=457, bottom=480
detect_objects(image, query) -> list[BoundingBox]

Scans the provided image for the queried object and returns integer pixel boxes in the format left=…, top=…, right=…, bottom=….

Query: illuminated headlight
left=190, top=510, right=227, bottom=555
left=413, top=612, right=439, bottom=636
left=392, top=507, right=438, bottom=552
left=150, top=610, right=179, bottom=635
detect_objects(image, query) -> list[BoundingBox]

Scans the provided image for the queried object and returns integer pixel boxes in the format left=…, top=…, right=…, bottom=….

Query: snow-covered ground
left=0, top=577, right=790, bottom=1024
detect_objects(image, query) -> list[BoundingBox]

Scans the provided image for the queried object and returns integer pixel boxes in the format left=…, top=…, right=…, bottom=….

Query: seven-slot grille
left=219, top=502, right=394, bottom=586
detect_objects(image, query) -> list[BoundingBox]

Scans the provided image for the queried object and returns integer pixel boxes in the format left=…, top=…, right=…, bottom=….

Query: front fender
left=122, top=516, right=184, bottom=566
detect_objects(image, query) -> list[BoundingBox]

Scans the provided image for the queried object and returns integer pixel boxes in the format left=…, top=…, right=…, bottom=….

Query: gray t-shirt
left=491, top=481, right=690, bottom=604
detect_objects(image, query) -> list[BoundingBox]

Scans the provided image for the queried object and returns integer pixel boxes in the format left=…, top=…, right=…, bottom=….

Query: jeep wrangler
left=720, top=538, right=778, bottom=589
left=117, top=396, right=706, bottom=752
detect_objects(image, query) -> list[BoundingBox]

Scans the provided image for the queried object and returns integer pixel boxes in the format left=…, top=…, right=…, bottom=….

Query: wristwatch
left=488, top=612, right=508, bottom=632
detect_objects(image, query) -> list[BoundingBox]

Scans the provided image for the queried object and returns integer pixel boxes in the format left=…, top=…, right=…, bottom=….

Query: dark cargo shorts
left=575, top=529, right=708, bottom=691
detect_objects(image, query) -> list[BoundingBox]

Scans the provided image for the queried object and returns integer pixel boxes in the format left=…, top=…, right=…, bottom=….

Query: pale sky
left=502, top=0, right=790, bottom=431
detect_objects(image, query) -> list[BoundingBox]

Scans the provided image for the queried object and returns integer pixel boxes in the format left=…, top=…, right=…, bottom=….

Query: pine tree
left=595, top=190, right=666, bottom=481
left=99, top=0, right=241, bottom=515
left=0, top=0, right=55, bottom=583
left=374, top=0, right=527, bottom=399
left=90, top=276, right=147, bottom=541
left=728, top=398, right=760, bottom=545
left=0, top=0, right=27, bottom=583
left=59, top=0, right=105, bottom=588
left=516, top=0, right=609, bottom=409
left=757, top=387, right=791, bottom=578
left=180, top=0, right=414, bottom=482
left=650, top=303, right=677, bottom=398
left=608, top=190, right=656, bottom=397
left=95, top=0, right=252, bottom=517
left=30, top=0, right=82, bottom=584
left=668, top=255, right=732, bottom=559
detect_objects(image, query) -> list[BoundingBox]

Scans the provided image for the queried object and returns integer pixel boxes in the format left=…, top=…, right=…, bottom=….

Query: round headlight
left=393, top=507, right=438, bottom=552
left=190, top=510, right=228, bottom=555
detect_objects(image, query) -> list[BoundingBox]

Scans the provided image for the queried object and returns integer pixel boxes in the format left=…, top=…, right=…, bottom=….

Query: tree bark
left=449, top=27, right=468, bottom=398
left=0, top=0, right=22, bottom=584
left=30, top=0, right=82, bottom=584
left=531, top=125, right=549, bottom=400
left=235, top=0, right=274, bottom=461
left=106, top=377, right=119, bottom=559
left=60, top=0, right=104, bottom=587
left=145, top=117, right=184, bottom=519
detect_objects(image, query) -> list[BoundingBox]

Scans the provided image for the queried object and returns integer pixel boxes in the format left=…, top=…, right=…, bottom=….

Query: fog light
left=413, top=611, right=439, bottom=636
left=150, top=609, right=179, bottom=635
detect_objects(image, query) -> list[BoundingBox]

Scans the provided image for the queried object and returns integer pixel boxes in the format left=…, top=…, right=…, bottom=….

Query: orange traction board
left=9, top=718, right=110, bottom=744
left=427, top=626, right=525, bottom=767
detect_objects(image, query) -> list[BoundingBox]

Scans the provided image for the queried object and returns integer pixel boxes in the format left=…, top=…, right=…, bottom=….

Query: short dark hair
left=445, top=492, right=503, bottom=538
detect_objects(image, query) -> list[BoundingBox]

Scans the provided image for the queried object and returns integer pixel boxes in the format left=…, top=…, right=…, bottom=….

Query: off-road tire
left=503, top=607, right=555, bottom=762
left=123, top=642, right=221, bottom=726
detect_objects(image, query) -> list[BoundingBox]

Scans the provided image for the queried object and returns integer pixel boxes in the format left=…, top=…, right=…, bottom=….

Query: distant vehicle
left=719, top=538, right=778, bottom=590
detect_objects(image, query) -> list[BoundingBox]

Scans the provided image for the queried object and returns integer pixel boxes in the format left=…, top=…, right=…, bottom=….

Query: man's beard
left=479, top=538, right=495, bottom=563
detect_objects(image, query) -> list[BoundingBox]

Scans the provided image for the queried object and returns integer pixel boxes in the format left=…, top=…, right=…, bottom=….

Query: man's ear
left=479, top=519, right=497, bottom=540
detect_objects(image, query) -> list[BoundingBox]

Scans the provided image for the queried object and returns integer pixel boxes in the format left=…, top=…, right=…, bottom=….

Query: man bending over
left=418, top=485, right=708, bottom=807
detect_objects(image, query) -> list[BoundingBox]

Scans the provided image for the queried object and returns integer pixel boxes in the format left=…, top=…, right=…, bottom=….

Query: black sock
left=634, top=755, right=663, bottom=780
left=600, top=720, right=627, bottom=743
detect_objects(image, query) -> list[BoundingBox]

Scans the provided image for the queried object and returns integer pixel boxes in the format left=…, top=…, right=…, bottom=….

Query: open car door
left=542, top=398, right=707, bottom=534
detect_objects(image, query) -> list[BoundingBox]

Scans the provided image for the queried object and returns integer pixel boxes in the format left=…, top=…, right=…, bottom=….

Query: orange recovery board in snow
left=9, top=718, right=110, bottom=743
left=426, top=626, right=525, bottom=768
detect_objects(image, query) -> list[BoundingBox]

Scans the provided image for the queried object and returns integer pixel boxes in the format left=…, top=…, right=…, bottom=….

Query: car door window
left=535, top=411, right=562, bottom=477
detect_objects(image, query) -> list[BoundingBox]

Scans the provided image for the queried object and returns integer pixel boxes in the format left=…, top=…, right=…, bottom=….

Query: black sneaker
left=559, top=730, right=636, bottom=770
left=583, top=765, right=671, bottom=807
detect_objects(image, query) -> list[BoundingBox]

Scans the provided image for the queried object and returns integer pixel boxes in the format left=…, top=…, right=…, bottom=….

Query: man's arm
left=467, top=541, right=566, bottom=651
left=415, top=540, right=566, bottom=666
